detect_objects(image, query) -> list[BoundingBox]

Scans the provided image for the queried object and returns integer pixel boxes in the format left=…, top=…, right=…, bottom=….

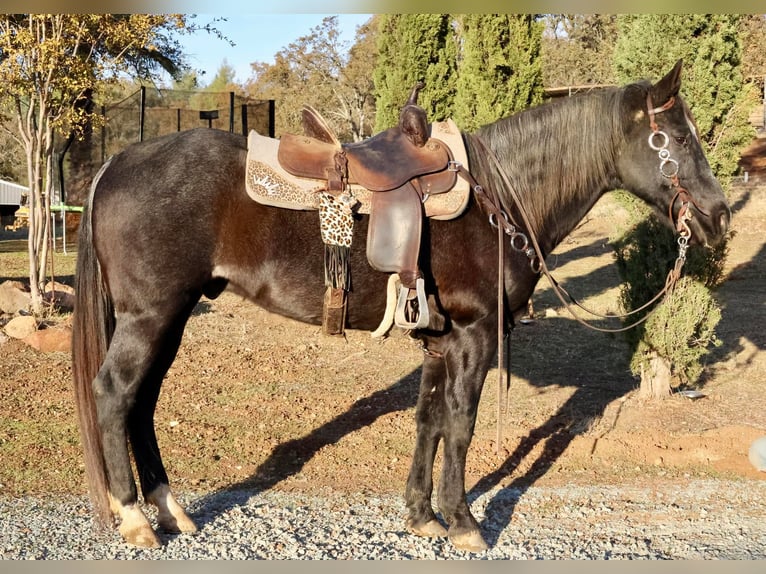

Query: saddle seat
left=278, top=115, right=455, bottom=195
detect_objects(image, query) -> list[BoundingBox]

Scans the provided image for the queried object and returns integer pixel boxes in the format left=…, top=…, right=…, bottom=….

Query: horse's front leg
left=406, top=317, right=496, bottom=552
left=405, top=353, right=449, bottom=538
left=438, top=318, right=496, bottom=551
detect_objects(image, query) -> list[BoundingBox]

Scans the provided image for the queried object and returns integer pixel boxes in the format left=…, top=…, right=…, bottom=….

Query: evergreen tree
left=373, top=14, right=457, bottom=131
left=453, top=14, right=545, bottom=132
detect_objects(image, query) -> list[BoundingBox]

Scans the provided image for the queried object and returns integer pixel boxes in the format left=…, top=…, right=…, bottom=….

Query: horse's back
left=90, top=129, right=248, bottom=304
left=95, top=128, right=246, bottom=208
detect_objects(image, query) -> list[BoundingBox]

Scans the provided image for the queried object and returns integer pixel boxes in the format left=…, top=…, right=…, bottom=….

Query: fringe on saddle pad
left=318, top=192, right=356, bottom=291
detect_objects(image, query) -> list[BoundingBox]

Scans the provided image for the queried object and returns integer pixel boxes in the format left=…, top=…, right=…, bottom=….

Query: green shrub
left=614, top=215, right=728, bottom=389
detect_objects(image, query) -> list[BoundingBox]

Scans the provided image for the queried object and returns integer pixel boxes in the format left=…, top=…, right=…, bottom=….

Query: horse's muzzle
left=699, top=202, right=731, bottom=246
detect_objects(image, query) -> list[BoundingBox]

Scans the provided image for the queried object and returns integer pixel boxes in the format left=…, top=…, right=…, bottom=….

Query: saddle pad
left=245, top=119, right=470, bottom=220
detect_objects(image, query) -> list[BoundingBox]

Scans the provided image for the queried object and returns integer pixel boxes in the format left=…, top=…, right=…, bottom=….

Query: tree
left=373, top=14, right=458, bottom=131
left=740, top=14, right=766, bottom=80
left=542, top=14, right=618, bottom=87
left=245, top=15, right=377, bottom=142
left=0, top=14, right=196, bottom=313
left=614, top=217, right=727, bottom=398
left=189, top=60, right=240, bottom=111
left=453, top=14, right=545, bottom=132
left=611, top=15, right=753, bottom=398
left=336, top=17, right=378, bottom=142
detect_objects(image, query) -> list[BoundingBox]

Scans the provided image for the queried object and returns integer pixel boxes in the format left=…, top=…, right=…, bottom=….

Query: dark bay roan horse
left=72, top=60, right=730, bottom=551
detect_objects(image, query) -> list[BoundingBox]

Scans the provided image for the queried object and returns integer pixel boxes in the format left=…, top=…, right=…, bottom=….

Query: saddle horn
left=399, top=81, right=429, bottom=147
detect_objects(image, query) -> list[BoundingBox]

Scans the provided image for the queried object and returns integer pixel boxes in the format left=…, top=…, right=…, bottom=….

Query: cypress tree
left=453, top=14, right=545, bottom=132
left=373, top=14, right=457, bottom=131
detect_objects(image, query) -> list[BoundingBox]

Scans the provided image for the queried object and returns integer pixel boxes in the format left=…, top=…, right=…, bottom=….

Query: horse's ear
left=650, top=59, right=683, bottom=104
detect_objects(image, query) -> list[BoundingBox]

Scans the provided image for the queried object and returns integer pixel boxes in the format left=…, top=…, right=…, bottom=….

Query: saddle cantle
left=250, top=83, right=469, bottom=335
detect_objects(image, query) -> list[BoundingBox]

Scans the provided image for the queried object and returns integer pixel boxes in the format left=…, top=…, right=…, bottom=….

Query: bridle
left=451, top=91, right=711, bottom=451
left=646, top=92, right=710, bottom=244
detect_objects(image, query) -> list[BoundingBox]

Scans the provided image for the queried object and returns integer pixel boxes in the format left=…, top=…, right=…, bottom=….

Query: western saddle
left=276, top=83, right=460, bottom=335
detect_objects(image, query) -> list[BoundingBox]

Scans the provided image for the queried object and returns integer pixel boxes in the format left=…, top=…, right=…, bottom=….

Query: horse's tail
left=71, top=159, right=115, bottom=528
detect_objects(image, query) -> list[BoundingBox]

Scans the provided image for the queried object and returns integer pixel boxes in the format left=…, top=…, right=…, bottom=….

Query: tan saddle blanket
left=245, top=119, right=470, bottom=221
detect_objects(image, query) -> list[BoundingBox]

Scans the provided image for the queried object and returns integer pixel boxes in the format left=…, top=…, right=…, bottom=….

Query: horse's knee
left=147, top=484, right=198, bottom=534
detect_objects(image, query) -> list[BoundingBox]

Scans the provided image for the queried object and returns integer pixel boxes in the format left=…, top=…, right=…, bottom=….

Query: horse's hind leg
left=96, top=302, right=196, bottom=547
left=127, top=307, right=198, bottom=535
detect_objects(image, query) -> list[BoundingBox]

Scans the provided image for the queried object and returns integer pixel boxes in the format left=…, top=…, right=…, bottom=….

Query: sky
left=178, top=14, right=373, bottom=85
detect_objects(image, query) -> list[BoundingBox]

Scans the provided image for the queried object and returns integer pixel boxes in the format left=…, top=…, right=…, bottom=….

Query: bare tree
left=244, top=15, right=377, bottom=142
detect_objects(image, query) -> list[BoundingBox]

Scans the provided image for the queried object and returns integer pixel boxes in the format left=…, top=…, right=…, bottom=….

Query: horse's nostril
left=719, top=209, right=731, bottom=236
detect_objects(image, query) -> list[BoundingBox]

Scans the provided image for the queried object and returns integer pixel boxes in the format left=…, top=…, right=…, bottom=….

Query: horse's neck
left=489, top=98, right=619, bottom=256
left=536, top=188, right=608, bottom=256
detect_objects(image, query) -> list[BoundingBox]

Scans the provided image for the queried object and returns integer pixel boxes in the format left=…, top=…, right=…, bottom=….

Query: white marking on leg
left=148, top=484, right=198, bottom=534
left=109, top=492, right=160, bottom=548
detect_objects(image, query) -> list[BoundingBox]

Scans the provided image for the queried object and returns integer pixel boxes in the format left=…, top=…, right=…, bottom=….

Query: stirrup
left=394, top=277, right=429, bottom=329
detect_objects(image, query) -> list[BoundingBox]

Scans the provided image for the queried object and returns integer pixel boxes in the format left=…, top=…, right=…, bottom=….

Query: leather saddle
left=277, top=83, right=458, bottom=333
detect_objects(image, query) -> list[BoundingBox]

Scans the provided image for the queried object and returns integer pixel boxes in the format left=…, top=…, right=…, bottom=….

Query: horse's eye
left=674, top=136, right=688, bottom=146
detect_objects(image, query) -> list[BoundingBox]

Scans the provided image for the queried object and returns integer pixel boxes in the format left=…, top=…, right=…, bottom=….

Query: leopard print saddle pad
left=245, top=119, right=470, bottom=221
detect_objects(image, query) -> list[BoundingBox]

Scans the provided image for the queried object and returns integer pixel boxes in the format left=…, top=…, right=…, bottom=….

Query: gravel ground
left=2, top=479, right=765, bottom=560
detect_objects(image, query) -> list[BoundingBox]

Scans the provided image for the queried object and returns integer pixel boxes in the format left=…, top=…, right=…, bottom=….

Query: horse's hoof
left=149, top=484, right=198, bottom=534
left=449, top=529, right=488, bottom=552
left=120, top=523, right=161, bottom=548
left=406, top=517, right=448, bottom=538
left=158, top=513, right=198, bottom=534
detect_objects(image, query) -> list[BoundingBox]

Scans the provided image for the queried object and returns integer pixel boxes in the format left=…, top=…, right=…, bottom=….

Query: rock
left=0, top=281, right=31, bottom=314
left=4, top=315, right=38, bottom=339
left=23, top=325, right=72, bottom=353
left=44, top=281, right=74, bottom=295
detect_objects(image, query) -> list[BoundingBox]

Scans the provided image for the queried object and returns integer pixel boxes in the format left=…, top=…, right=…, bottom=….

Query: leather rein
left=450, top=92, right=710, bottom=451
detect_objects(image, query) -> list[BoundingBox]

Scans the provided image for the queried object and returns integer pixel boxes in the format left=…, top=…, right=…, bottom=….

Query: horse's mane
left=464, top=85, right=635, bottom=248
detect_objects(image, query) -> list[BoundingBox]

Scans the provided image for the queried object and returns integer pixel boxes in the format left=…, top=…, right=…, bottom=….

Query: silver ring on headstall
left=660, top=158, right=679, bottom=178
left=648, top=130, right=669, bottom=151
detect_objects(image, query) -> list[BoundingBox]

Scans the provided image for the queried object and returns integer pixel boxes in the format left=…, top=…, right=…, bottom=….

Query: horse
left=71, top=60, right=730, bottom=551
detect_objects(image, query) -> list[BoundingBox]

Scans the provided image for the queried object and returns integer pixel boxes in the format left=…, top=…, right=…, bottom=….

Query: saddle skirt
left=245, top=119, right=470, bottom=221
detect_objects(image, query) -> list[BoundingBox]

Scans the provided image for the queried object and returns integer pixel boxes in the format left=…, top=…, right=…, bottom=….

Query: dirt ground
left=0, top=174, right=765, bottom=501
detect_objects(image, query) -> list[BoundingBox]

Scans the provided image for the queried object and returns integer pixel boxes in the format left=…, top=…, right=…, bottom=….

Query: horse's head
left=616, top=59, right=731, bottom=246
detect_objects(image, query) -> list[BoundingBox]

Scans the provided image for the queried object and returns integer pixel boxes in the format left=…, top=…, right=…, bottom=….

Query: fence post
left=139, top=86, right=146, bottom=142
left=268, top=100, right=275, bottom=138
left=229, top=92, right=235, bottom=133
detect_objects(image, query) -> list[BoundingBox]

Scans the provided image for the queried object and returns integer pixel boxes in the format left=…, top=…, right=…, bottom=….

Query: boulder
left=0, top=281, right=31, bottom=314
left=23, top=325, right=72, bottom=353
left=750, top=436, right=766, bottom=472
left=4, top=315, right=38, bottom=339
